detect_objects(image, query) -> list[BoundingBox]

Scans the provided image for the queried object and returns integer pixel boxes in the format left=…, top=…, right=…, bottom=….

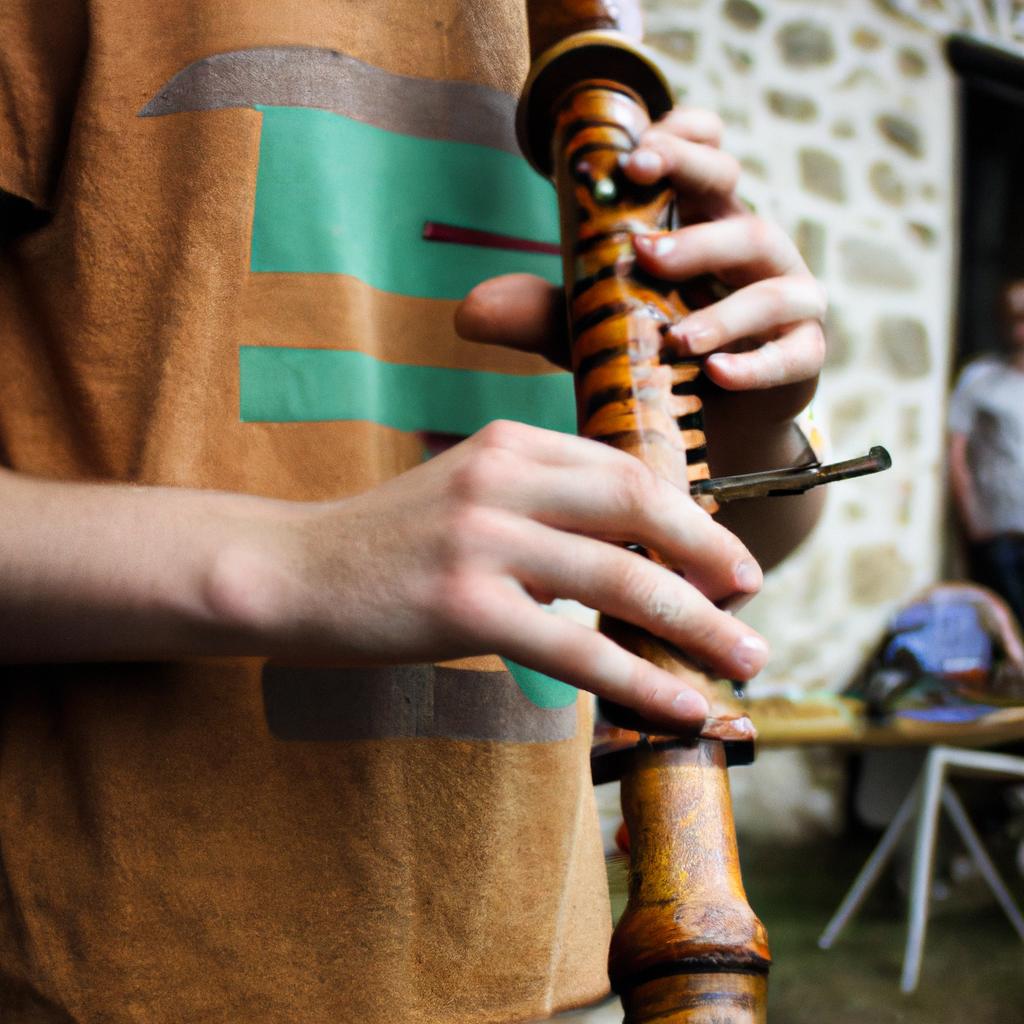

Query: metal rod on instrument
left=694, top=446, right=892, bottom=503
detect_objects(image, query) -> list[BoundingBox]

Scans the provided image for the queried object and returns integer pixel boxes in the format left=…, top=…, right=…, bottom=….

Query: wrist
left=199, top=497, right=327, bottom=658
left=704, top=413, right=809, bottom=479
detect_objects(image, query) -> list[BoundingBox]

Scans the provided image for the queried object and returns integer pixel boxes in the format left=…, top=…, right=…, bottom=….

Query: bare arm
left=702, top=403, right=824, bottom=571
left=0, top=466, right=291, bottom=661
left=948, top=430, right=987, bottom=542
left=1, top=101, right=816, bottom=729
left=0, top=421, right=771, bottom=731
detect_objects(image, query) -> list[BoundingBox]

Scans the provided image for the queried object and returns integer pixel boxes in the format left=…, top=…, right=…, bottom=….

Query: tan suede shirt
left=0, top=2, right=611, bottom=1020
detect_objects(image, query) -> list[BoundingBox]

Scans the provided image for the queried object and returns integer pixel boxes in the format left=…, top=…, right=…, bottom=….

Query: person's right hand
left=227, top=420, right=769, bottom=731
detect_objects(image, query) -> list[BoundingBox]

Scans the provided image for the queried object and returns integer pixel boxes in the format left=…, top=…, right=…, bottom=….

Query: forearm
left=948, top=432, right=985, bottom=541
left=0, top=467, right=298, bottom=662
left=0, top=423, right=773, bottom=732
left=702, top=400, right=824, bottom=571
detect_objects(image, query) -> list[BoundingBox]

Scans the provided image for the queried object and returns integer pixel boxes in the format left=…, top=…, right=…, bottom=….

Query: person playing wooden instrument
left=0, top=1, right=824, bottom=1021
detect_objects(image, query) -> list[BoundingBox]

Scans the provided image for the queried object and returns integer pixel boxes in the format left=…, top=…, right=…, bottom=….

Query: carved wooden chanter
left=517, top=3, right=890, bottom=1021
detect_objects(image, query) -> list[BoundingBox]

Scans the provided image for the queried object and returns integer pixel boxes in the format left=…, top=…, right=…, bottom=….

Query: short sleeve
left=0, top=0, right=87, bottom=211
left=947, top=360, right=987, bottom=435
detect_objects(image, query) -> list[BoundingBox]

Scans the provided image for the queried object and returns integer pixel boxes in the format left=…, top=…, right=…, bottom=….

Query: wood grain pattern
left=611, top=742, right=770, bottom=1023
left=520, top=6, right=771, bottom=1020
left=549, top=79, right=744, bottom=725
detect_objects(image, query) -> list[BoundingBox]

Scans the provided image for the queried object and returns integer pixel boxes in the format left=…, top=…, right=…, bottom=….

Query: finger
left=655, top=108, right=724, bottom=148
left=704, top=321, right=827, bottom=392
left=498, top=518, right=769, bottom=680
left=480, top=587, right=712, bottom=730
left=456, top=419, right=649, bottom=474
left=632, top=216, right=805, bottom=283
left=454, top=274, right=570, bottom=369
left=664, top=275, right=827, bottom=357
left=625, top=128, right=740, bottom=196
left=467, top=453, right=761, bottom=602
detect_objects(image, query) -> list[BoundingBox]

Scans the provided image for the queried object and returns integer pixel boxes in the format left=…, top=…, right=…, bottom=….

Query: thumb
left=455, top=273, right=571, bottom=370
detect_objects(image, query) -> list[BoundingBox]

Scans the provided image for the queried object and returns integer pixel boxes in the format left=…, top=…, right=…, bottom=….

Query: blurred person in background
left=949, top=279, right=1024, bottom=628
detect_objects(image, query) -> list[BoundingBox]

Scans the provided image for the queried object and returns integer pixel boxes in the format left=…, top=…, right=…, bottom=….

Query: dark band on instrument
left=563, top=130, right=638, bottom=161
left=575, top=341, right=630, bottom=377
left=573, top=299, right=636, bottom=334
left=573, top=228, right=633, bottom=255
left=583, top=384, right=636, bottom=421
left=557, top=78, right=646, bottom=110
left=570, top=260, right=629, bottom=299
left=625, top=958, right=772, bottom=986
left=686, top=444, right=709, bottom=467
left=675, top=411, right=703, bottom=431
left=671, top=374, right=701, bottom=395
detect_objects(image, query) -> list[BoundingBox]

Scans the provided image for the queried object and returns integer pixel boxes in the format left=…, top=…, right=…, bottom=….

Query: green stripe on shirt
left=504, top=660, right=579, bottom=709
left=251, top=105, right=561, bottom=298
left=240, top=346, right=576, bottom=434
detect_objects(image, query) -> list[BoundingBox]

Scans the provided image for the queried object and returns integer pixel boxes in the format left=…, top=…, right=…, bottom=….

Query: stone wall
left=632, top=0, right=959, bottom=837
left=645, top=0, right=957, bottom=700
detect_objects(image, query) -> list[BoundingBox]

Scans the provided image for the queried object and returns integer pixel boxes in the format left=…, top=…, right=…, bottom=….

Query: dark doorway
left=948, top=35, right=1024, bottom=372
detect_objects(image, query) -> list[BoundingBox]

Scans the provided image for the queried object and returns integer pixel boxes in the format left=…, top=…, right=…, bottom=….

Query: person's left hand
left=455, top=106, right=827, bottom=433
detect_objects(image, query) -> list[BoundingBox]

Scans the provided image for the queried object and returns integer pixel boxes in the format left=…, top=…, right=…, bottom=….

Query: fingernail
left=630, top=148, right=663, bottom=175
left=463, top=276, right=505, bottom=303
left=670, top=317, right=715, bottom=353
left=735, top=560, right=761, bottom=592
left=730, top=634, right=769, bottom=675
left=672, top=688, right=708, bottom=719
left=634, top=234, right=676, bottom=258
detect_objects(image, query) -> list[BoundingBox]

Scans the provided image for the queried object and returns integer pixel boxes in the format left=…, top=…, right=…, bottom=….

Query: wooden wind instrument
left=517, top=3, right=890, bottom=1022
left=517, top=5, right=769, bottom=1021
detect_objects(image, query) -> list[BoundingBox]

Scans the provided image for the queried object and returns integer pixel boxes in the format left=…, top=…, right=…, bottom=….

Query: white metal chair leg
left=901, top=748, right=946, bottom=994
left=823, top=744, right=1024, bottom=993
left=941, top=783, right=1024, bottom=941
left=818, top=783, right=919, bottom=950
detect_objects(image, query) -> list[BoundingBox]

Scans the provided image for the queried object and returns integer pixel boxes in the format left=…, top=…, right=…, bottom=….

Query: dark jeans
left=970, top=534, right=1024, bottom=629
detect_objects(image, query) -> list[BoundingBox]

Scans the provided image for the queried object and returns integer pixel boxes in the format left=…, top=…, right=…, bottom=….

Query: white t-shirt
left=948, top=355, right=1024, bottom=535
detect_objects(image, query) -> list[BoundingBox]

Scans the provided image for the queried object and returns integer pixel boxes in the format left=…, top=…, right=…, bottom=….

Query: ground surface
left=560, top=836, right=1024, bottom=1023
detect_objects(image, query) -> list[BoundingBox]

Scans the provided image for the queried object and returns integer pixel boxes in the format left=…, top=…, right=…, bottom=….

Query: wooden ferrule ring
left=609, top=740, right=771, bottom=1023
left=517, top=30, right=673, bottom=176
